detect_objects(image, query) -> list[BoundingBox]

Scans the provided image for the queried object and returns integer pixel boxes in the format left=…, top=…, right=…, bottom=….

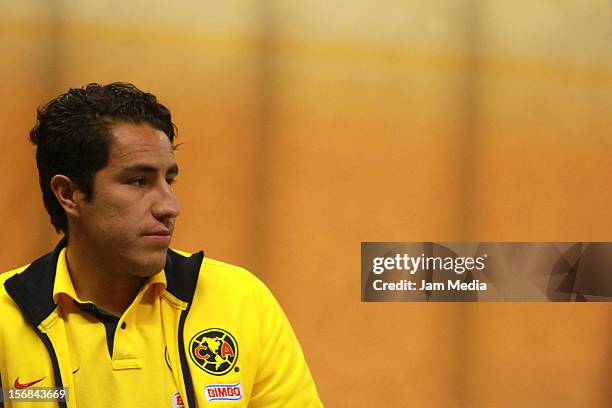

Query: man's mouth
left=143, top=229, right=173, bottom=245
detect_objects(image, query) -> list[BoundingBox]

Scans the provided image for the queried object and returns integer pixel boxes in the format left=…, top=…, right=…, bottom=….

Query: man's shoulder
left=0, top=265, right=30, bottom=316
left=0, top=265, right=30, bottom=286
left=171, top=248, right=263, bottom=290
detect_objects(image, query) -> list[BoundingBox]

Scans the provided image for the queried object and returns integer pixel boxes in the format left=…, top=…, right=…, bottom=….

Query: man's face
left=75, top=122, right=180, bottom=277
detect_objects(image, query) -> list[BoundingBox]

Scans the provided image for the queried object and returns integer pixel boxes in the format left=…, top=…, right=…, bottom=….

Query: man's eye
left=129, top=177, right=148, bottom=186
left=167, top=177, right=177, bottom=186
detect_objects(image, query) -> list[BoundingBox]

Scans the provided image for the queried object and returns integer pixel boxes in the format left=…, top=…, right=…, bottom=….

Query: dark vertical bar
left=454, top=2, right=482, bottom=407
left=458, top=0, right=482, bottom=238
left=36, top=0, right=65, bottom=246
left=42, top=0, right=64, bottom=97
left=249, top=0, right=279, bottom=277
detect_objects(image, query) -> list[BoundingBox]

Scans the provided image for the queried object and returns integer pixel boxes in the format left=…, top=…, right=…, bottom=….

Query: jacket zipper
left=36, top=330, right=67, bottom=408
left=178, top=306, right=196, bottom=407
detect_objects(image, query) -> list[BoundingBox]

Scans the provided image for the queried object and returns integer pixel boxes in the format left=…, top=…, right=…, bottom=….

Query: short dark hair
left=29, top=82, right=177, bottom=234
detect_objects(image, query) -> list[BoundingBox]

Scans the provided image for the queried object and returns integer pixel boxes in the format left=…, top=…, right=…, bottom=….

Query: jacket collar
left=4, top=238, right=204, bottom=329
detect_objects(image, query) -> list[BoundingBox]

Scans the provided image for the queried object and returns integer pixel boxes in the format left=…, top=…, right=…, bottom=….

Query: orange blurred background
left=1, top=1, right=611, bottom=406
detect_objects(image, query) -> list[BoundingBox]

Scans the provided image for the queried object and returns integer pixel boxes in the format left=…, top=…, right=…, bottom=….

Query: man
left=0, top=83, right=322, bottom=407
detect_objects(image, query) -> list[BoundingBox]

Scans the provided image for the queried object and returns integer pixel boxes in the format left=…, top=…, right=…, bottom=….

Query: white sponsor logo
left=204, top=382, right=243, bottom=402
left=172, top=392, right=185, bottom=408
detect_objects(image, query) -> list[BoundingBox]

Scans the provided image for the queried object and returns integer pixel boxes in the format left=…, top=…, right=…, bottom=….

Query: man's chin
left=129, top=251, right=167, bottom=277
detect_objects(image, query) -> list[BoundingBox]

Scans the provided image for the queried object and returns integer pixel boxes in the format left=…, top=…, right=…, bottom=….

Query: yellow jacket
left=0, top=241, right=322, bottom=407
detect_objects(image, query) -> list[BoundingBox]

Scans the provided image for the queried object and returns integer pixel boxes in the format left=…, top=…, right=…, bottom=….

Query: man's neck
left=64, top=240, right=146, bottom=317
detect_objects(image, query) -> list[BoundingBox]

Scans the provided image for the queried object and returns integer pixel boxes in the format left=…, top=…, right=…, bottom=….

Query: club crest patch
left=189, top=328, right=239, bottom=375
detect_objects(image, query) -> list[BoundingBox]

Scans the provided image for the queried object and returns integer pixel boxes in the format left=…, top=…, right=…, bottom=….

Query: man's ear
left=50, top=175, right=84, bottom=218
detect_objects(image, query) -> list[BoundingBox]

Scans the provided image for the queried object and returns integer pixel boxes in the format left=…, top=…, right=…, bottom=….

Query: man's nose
left=152, top=182, right=181, bottom=221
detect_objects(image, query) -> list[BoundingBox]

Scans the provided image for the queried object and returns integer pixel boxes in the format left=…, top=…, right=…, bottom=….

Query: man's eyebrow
left=119, top=163, right=179, bottom=176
